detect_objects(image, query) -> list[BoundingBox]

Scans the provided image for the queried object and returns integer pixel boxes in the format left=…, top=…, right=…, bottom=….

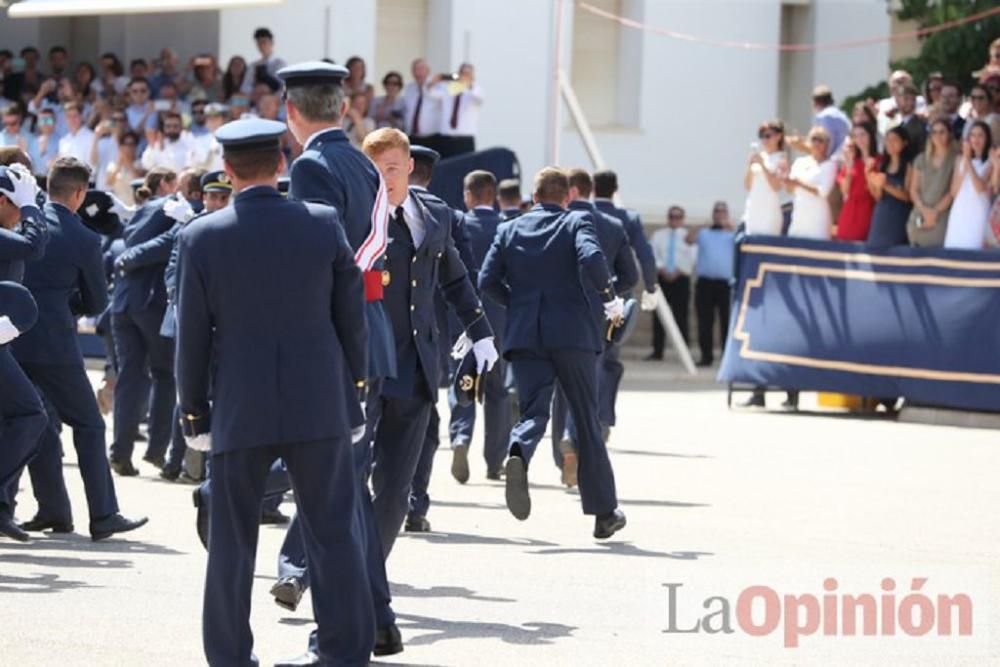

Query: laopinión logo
left=663, top=577, right=973, bottom=648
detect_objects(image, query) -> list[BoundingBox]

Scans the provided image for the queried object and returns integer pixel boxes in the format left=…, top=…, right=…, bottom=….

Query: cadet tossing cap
left=215, top=118, right=287, bottom=156
left=410, top=145, right=440, bottom=166
left=200, top=170, right=231, bottom=193
left=276, top=61, right=350, bottom=89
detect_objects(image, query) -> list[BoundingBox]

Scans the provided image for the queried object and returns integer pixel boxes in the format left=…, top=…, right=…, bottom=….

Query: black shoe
left=192, top=488, right=208, bottom=550
left=142, top=453, right=165, bottom=469
left=0, top=516, right=30, bottom=542
left=159, top=467, right=180, bottom=481
left=90, top=512, right=148, bottom=542
left=20, top=515, right=74, bottom=533
left=404, top=515, right=431, bottom=532
left=643, top=352, right=663, bottom=361
left=594, top=508, right=627, bottom=539
left=451, top=443, right=470, bottom=484
left=270, top=576, right=305, bottom=612
left=273, top=651, right=321, bottom=666
left=781, top=396, right=799, bottom=411
left=504, top=456, right=531, bottom=520
left=260, top=508, right=290, bottom=525
left=740, top=394, right=766, bottom=408
left=696, top=359, right=713, bottom=368
left=110, top=459, right=139, bottom=477
left=485, top=468, right=503, bottom=481
left=374, top=624, right=404, bottom=657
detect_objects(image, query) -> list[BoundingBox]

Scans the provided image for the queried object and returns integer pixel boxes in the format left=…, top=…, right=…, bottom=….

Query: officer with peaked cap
left=274, top=61, right=403, bottom=660
left=175, top=118, right=374, bottom=666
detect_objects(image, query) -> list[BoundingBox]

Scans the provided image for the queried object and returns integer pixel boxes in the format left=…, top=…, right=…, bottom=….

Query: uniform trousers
left=652, top=274, right=690, bottom=356
left=204, top=438, right=373, bottom=667
left=508, top=348, right=617, bottom=516
left=110, top=308, right=175, bottom=463
left=408, top=404, right=439, bottom=521
left=695, top=277, right=730, bottom=364
left=448, top=355, right=511, bottom=473
left=18, top=363, right=118, bottom=523
left=0, top=349, right=47, bottom=518
left=549, top=349, right=610, bottom=467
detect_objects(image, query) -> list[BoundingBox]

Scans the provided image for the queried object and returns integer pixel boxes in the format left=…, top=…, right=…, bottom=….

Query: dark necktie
left=392, top=206, right=412, bottom=245
left=412, top=92, right=423, bottom=135
left=450, top=93, right=461, bottom=130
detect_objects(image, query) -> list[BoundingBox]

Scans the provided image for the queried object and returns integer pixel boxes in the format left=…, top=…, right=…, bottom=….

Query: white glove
left=108, top=193, right=136, bottom=223
left=1, top=164, right=40, bottom=209
left=164, top=196, right=196, bottom=224
left=351, top=425, right=367, bottom=444
left=0, top=316, right=21, bottom=345
left=472, top=336, right=499, bottom=374
left=640, top=288, right=658, bottom=311
left=450, top=331, right=473, bottom=360
left=603, top=296, right=625, bottom=321
left=185, top=433, right=212, bottom=453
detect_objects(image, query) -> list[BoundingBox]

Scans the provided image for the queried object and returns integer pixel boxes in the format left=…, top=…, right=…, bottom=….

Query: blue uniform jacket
left=288, top=127, right=395, bottom=381
left=175, top=187, right=368, bottom=454
left=110, top=196, right=175, bottom=315
left=12, top=202, right=106, bottom=366
left=381, top=189, right=492, bottom=400
left=594, top=198, right=657, bottom=292
left=462, top=206, right=507, bottom=339
left=0, top=204, right=48, bottom=282
left=478, top=203, right=614, bottom=357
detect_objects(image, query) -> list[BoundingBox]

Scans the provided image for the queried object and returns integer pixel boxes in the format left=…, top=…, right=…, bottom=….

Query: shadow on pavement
left=391, top=582, right=516, bottom=604
left=608, top=448, right=713, bottom=459
left=617, top=498, right=709, bottom=509
left=529, top=542, right=713, bottom=560
left=397, top=612, right=575, bottom=647
left=0, top=533, right=186, bottom=556
left=0, top=552, right=132, bottom=569
left=0, top=572, right=94, bottom=594
left=397, top=531, right=557, bottom=548
left=430, top=499, right=507, bottom=511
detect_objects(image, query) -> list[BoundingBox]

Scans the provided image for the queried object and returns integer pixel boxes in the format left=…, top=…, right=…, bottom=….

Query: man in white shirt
left=402, top=58, right=443, bottom=155
left=56, top=102, right=95, bottom=169
left=430, top=63, right=484, bottom=158
left=250, top=27, right=287, bottom=87
left=647, top=205, right=696, bottom=360
left=876, top=70, right=927, bottom=130
left=140, top=111, right=194, bottom=173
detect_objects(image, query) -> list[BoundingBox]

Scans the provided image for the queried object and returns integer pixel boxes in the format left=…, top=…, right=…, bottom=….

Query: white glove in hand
left=351, top=425, right=367, bottom=444
left=1, top=164, right=40, bottom=208
left=163, top=196, right=196, bottom=224
left=450, top=332, right=473, bottom=360
left=603, top=296, right=625, bottom=321
left=0, top=316, right=21, bottom=345
left=640, top=288, right=658, bottom=312
left=472, top=336, right=499, bottom=374
left=185, top=433, right=212, bottom=452
left=109, top=194, right=135, bottom=223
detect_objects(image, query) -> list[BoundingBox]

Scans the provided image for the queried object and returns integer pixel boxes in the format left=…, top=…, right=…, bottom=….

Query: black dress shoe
left=594, top=508, right=627, bottom=539
left=740, top=392, right=766, bottom=408
left=110, top=459, right=139, bottom=477
left=404, top=515, right=431, bottom=532
left=695, top=359, right=713, bottom=368
left=451, top=443, right=470, bottom=484
left=90, top=513, right=149, bottom=541
left=0, top=516, right=30, bottom=542
left=485, top=468, right=503, bottom=481
left=260, top=508, right=290, bottom=525
left=20, top=515, right=74, bottom=533
left=159, top=467, right=180, bottom=481
left=270, top=576, right=305, bottom=612
left=374, top=624, right=404, bottom=657
left=504, top=456, right=531, bottom=520
left=193, top=488, right=209, bottom=550
left=142, top=453, right=165, bottom=469
left=273, top=651, right=321, bottom=666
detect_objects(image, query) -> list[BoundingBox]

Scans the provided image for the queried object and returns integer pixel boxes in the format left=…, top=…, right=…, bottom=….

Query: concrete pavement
left=1, top=360, right=997, bottom=665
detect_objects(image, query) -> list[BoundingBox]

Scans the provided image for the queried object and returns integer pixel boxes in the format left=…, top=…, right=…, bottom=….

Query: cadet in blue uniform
left=274, top=62, right=402, bottom=659
left=109, top=172, right=189, bottom=476
left=592, top=169, right=658, bottom=443
left=175, top=119, right=374, bottom=667
left=498, top=178, right=524, bottom=221
left=405, top=144, right=477, bottom=532
left=550, top=169, right=638, bottom=486
left=478, top=167, right=628, bottom=539
left=362, top=128, right=496, bottom=555
left=12, top=157, right=147, bottom=540
left=447, top=170, right=511, bottom=483
left=0, top=165, right=48, bottom=542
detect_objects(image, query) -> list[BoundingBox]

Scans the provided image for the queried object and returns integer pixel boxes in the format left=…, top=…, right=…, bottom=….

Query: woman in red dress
left=836, top=121, right=881, bottom=241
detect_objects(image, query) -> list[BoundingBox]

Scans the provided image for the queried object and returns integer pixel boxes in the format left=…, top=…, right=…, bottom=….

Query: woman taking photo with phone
left=742, top=119, right=788, bottom=236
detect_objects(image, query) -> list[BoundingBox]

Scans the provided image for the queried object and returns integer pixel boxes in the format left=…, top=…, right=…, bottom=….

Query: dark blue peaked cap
left=276, top=61, right=349, bottom=88
left=410, top=145, right=440, bottom=165
left=215, top=118, right=287, bottom=154
left=0, top=281, right=38, bottom=333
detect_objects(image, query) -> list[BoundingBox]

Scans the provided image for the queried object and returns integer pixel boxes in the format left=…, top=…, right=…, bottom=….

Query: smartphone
left=154, top=100, right=172, bottom=111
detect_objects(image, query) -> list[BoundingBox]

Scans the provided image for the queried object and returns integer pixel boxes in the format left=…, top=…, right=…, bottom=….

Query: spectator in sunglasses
left=370, top=71, right=407, bottom=130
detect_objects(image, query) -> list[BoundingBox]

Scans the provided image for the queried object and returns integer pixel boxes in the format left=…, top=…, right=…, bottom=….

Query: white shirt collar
left=473, top=205, right=494, bottom=212
left=400, top=194, right=421, bottom=222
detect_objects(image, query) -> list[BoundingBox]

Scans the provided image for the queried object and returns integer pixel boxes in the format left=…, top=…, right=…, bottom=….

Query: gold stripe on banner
left=733, top=263, right=1000, bottom=384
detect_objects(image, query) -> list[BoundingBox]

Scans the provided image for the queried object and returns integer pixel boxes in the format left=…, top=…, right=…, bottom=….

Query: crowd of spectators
left=0, top=28, right=486, bottom=204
